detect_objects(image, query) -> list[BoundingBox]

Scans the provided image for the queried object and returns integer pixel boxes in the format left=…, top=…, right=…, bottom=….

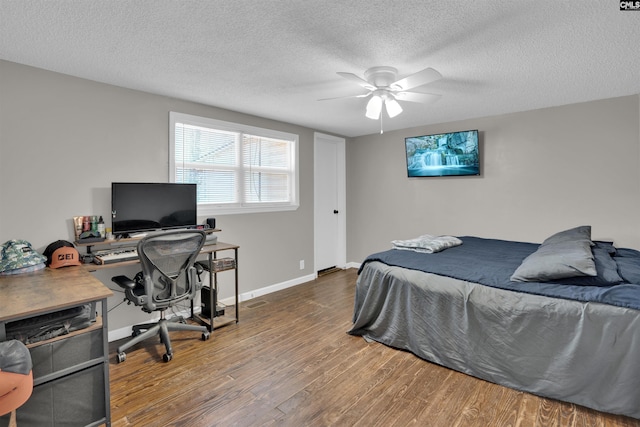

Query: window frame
left=169, top=112, right=299, bottom=216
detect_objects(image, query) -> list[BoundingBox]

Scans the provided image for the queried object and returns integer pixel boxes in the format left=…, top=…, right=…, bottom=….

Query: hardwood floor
left=108, top=268, right=640, bottom=427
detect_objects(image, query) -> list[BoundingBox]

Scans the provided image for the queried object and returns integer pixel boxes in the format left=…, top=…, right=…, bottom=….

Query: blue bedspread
left=360, top=236, right=640, bottom=310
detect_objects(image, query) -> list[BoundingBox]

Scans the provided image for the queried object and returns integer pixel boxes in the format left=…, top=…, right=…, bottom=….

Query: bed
left=348, top=226, right=640, bottom=419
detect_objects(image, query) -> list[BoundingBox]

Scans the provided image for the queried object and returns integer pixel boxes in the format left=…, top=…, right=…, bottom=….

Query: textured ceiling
left=1, top=1, right=639, bottom=137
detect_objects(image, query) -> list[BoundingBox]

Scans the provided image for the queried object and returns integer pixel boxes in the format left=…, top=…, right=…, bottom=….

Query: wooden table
left=0, top=267, right=113, bottom=426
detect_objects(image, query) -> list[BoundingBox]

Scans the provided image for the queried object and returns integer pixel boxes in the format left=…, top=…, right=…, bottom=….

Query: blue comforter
left=360, top=236, right=640, bottom=310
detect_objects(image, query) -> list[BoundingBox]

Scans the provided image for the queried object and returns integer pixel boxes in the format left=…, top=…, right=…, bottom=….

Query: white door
left=314, top=133, right=346, bottom=274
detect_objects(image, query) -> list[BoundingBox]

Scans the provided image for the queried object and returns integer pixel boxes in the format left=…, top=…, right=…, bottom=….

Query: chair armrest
left=112, top=275, right=136, bottom=290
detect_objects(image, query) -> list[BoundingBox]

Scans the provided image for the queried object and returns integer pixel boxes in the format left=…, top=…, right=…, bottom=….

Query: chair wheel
left=116, top=352, right=126, bottom=363
left=163, top=353, right=173, bottom=362
left=202, top=332, right=210, bottom=341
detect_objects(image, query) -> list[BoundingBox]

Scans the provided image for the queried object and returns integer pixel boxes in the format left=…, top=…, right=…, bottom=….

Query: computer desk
left=0, top=267, right=113, bottom=426
left=83, top=241, right=240, bottom=332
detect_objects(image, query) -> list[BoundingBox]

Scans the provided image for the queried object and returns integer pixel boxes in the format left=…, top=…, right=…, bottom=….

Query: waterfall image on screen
left=405, top=130, right=479, bottom=177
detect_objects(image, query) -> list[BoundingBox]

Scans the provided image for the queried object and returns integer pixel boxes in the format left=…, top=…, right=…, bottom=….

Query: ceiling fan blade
left=391, top=67, right=442, bottom=91
left=395, top=92, right=442, bottom=103
left=318, top=92, right=371, bottom=101
left=337, top=72, right=376, bottom=90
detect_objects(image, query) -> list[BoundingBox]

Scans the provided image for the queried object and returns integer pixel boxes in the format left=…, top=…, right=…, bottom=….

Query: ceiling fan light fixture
left=385, top=98, right=403, bottom=118
left=330, top=65, right=443, bottom=122
left=365, top=95, right=383, bottom=120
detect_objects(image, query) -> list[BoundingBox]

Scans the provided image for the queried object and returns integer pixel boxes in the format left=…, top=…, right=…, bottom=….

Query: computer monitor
left=111, top=182, right=197, bottom=237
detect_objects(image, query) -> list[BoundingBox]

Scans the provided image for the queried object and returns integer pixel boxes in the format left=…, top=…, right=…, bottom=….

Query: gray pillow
left=613, top=247, right=640, bottom=284
left=510, top=239, right=597, bottom=282
left=542, top=225, right=592, bottom=246
left=555, top=242, right=623, bottom=286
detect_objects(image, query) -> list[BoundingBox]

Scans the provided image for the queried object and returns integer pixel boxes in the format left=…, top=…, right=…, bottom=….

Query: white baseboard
left=230, top=273, right=316, bottom=304
left=108, top=272, right=317, bottom=342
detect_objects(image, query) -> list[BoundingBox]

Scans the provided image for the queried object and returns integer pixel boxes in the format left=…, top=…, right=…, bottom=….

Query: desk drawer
left=15, top=364, right=106, bottom=427
left=29, top=327, right=103, bottom=382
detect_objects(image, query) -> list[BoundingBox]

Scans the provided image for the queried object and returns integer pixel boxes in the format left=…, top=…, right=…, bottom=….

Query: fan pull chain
left=380, top=114, right=384, bottom=134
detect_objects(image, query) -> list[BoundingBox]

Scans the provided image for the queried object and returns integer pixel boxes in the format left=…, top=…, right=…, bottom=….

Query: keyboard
left=94, top=248, right=139, bottom=265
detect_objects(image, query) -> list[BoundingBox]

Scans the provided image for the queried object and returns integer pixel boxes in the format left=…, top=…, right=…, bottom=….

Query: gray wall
left=2, top=59, right=640, bottom=334
left=0, top=60, right=318, bottom=334
left=347, top=95, right=640, bottom=262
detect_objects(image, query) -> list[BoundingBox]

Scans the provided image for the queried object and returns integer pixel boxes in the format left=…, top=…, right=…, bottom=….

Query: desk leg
left=235, top=248, right=239, bottom=323
left=190, top=292, right=195, bottom=320
left=101, top=298, right=112, bottom=425
left=208, top=252, right=215, bottom=332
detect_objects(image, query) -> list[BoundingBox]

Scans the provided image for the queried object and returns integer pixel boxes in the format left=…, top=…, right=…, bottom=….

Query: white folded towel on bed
left=392, top=234, right=463, bottom=254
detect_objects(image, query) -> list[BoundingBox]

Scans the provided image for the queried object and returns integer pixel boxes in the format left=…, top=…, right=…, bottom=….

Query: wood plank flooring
left=108, top=268, right=640, bottom=427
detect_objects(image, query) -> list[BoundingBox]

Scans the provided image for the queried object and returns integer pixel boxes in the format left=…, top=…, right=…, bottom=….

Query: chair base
left=116, top=314, right=209, bottom=363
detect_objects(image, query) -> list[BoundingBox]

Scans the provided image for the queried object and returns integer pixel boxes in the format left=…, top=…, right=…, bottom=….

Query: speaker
left=206, top=218, right=216, bottom=230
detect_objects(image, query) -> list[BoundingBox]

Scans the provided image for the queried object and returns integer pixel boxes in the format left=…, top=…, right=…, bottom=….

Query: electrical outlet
left=299, top=260, right=305, bottom=270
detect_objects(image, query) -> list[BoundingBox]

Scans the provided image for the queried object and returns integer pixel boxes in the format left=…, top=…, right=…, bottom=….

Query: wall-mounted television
left=405, top=129, right=480, bottom=177
left=111, top=182, right=197, bottom=237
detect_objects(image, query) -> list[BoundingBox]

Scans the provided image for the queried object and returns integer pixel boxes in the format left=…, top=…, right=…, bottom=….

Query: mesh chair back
left=136, top=230, right=206, bottom=312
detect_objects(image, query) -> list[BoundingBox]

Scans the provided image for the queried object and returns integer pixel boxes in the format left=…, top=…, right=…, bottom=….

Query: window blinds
left=174, top=120, right=296, bottom=208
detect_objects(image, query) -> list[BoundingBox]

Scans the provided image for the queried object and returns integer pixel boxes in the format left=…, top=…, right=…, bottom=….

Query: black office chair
left=111, top=230, right=210, bottom=363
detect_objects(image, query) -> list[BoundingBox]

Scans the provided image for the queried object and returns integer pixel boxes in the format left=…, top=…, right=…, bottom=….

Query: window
left=170, top=112, right=299, bottom=215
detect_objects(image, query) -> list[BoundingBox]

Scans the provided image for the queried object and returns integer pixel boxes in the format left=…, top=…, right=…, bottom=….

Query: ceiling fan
left=320, top=66, right=443, bottom=120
